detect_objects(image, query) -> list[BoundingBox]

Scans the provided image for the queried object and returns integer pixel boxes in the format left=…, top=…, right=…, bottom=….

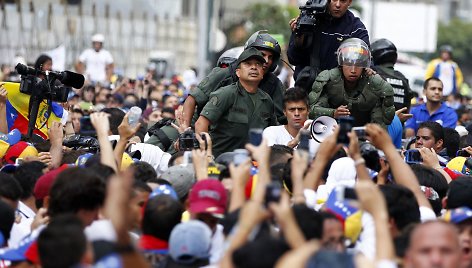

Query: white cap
left=91, top=33, right=105, bottom=43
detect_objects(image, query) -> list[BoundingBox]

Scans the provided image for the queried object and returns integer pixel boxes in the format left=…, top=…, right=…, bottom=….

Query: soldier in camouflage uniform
left=195, top=48, right=277, bottom=157
left=183, top=30, right=286, bottom=127
left=309, top=38, right=395, bottom=128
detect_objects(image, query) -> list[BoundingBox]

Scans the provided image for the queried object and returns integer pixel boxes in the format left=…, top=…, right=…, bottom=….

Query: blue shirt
left=405, top=103, right=458, bottom=132
left=388, top=115, right=403, bottom=149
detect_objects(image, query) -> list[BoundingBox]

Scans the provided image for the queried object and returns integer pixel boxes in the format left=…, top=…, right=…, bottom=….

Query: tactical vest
left=373, top=65, right=411, bottom=110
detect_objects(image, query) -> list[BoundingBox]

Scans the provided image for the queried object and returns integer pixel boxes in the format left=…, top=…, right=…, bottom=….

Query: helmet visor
left=337, top=44, right=371, bottom=68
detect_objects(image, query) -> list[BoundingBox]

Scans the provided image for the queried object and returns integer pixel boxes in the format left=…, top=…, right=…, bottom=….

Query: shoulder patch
left=209, top=96, right=218, bottom=106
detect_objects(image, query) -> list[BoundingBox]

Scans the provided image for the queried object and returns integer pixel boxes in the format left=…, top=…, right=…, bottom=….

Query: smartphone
left=404, top=149, right=423, bottom=164
left=233, top=149, right=249, bottom=166
left=337, top=117, right=354, bottom=144
left=15, top=158, right=24, bottom=165
left=298, top=129, right=310, bottom=151
left=79, top=116, right=96, bottom=136
left=352, top=126, right=367, bottom=140
left=457, top=149, right=472, bottom=157
left=264, top=181, right=282, bottom=207
left=249, top=128, right=263, bottom=146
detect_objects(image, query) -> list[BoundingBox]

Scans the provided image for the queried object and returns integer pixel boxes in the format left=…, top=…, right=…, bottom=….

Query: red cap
left=189, top=179, right=227, bottom=217
left=33, top=165, right=68, bottom=200
left=4, top=141, right=38, bottom=164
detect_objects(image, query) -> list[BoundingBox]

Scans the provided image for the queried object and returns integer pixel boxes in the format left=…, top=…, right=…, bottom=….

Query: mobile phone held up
left=337, top=116, right=354, bottom=144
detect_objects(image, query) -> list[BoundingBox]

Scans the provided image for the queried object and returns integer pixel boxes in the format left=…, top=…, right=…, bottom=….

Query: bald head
left=405, top=221, right=461, bottom=268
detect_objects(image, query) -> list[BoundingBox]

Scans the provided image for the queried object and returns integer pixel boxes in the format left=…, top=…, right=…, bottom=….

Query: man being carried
left=309, top=38, right=395, bottom=128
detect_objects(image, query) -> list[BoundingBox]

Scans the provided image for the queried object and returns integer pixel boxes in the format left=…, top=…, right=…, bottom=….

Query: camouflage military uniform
left=200, top=81, right=277, bottom=157
left=309, top=68, right=395, bottom=128
left=190, top=62, right=286, bottom=125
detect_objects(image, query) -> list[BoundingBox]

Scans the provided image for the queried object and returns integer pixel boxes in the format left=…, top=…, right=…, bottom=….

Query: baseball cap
left=236, top=47, right=266, bottom=67
left=33, top=166, right=68, bottom=201
left=0, top=129, right=21, bottom=146
left=447, top=156, right=472, bottom=175
left=160, top=165, right=195, bottom=200
left=3, top=142, right=38, bottom=164
left=168, top=220, right=211, bottom=265
left=75, top=153, right=94, bottom=167
left=443, top=207, right=472, bottom=224
left=149, top=184, right=179, bottom=200
left=188, top=179, right=227, bottom=218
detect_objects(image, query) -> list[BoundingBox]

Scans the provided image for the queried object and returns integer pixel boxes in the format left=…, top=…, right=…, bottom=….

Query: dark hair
left=410, top=164, right=448, bottom=216
left=61, top=149, right=89, bottom=165
left=48, top=168, right=106, bottom=218
left=34, top=54, right=52, bottom=70
left=443, top=128, right=460, bottom=159
left=423, top=77, right=443, bottom=90
left=0, top=199, right=15, bottom=244
left=72, top=108, right=84, bottom=116
left=13, top=161, right=47, bottom=199
left=161, top=107, right=176, bottom=117
left=380, top=184, right=420, bottom=231
left=101, top=108, right=125, bottom=135
left=168, top=151, right=185, bottom=167
left=281, top=159, right=293, bottom=193
left=447, top=176, right=472, bottom=209
left=270, top=145, right=293, bottom=166
left=132, top=161, right=157, bottom=183
left=0, top=172, right=23, bottom=202
left=292, top=204, right=323, bottom=240
left=142, top=195, right=183, bottom=241
left=418, top=121, right=444, bottom=143
left=38, top=214, right=86, bottom=268
left=133, top=180, right=152, bottom=193
left=232, top=236, right=290, bottom=268
left=283, top=87, right=309, bottom=109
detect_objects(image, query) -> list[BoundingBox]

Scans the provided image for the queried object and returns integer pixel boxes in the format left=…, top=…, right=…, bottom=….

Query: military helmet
left=244, top=30, right=281, bottom=72
left=337, top=38, right=371, bottom=68
left=216, top=46, right=244, bottom=68
left=371, top=38, right=397, bottom=65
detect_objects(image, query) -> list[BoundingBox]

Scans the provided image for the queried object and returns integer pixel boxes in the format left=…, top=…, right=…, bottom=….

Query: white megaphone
left=310, top=116, right=338, bottom=143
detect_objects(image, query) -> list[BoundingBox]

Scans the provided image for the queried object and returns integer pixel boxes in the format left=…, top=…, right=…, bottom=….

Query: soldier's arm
left=308, top=71, right=334, bottom=119
left=182, top=95, right=196, bottom=128
left=197, top=87, right=234, bottom=131
left=272, top=79, right=287, bottom=124
left=195, top=116, right=210, bottom=134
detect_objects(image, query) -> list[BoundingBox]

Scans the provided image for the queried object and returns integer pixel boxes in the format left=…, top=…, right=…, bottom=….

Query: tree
left=436, top=19, right=472, bottom=73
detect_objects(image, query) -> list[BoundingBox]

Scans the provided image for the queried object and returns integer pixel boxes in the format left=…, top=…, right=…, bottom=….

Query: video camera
left=295, top=0, right=328, bottom=33
left=15, top=63, right=85, bottom=138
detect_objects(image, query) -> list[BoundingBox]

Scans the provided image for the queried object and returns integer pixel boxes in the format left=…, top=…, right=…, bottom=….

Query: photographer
left=288, top=0, right=369, bottom=91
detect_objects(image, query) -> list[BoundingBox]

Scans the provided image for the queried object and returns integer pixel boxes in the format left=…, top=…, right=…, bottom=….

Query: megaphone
left=310, top=116, right=338, bottom=143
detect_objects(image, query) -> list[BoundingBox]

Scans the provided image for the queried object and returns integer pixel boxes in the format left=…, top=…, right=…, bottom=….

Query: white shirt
left=438, top=61, right=454, bottom=96
left=210, top=224, right=225, bottom=264
left=79, top=48, right=113, bottom=83
left=262, top=125, right=319, bottom=158
left=8, top=201, right=35, bottom=247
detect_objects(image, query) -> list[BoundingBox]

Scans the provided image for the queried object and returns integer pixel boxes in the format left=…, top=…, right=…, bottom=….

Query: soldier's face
left=257, top=49, right=274, bottom=74
left=329, top=0, right=352, bottom=18
left=342, top=65, right=363, bottom=82
left=236, top=59, right=264, bottom=83
left=284, top=100, right=308, bottom=129
left=423, top=80, right=443, bottom=103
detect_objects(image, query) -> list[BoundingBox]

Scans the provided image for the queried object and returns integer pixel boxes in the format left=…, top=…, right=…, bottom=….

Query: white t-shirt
left=438, top=61, right=454, bottom=96
left=262, top=125, right=319, bottom=158
left=8, top=201, right=35, bottom=247
left=79, top=48, right=113, bottom=83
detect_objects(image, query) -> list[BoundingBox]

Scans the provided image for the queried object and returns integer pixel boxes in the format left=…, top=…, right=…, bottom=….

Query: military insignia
left=263, top=41, right=275, bottom=48
left=200, top=77, right=209, bottom=87
left=210, top=96, right=218, bottom=106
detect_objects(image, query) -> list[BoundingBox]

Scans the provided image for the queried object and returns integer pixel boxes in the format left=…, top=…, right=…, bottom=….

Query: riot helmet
left=371, top=38, right=397, bottom=65
left=244, top=30, right=281, bottom=72
left=336, top=38, right=371, bottom=68
left=217, top=46, right=244, bottom=68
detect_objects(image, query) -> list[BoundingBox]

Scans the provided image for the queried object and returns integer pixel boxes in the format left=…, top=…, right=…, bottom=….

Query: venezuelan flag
left=3, top=82, right=66, bottom=139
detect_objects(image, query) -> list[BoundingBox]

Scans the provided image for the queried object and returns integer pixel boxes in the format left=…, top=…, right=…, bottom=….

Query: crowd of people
left=0, top=0, right=472, bottom=267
